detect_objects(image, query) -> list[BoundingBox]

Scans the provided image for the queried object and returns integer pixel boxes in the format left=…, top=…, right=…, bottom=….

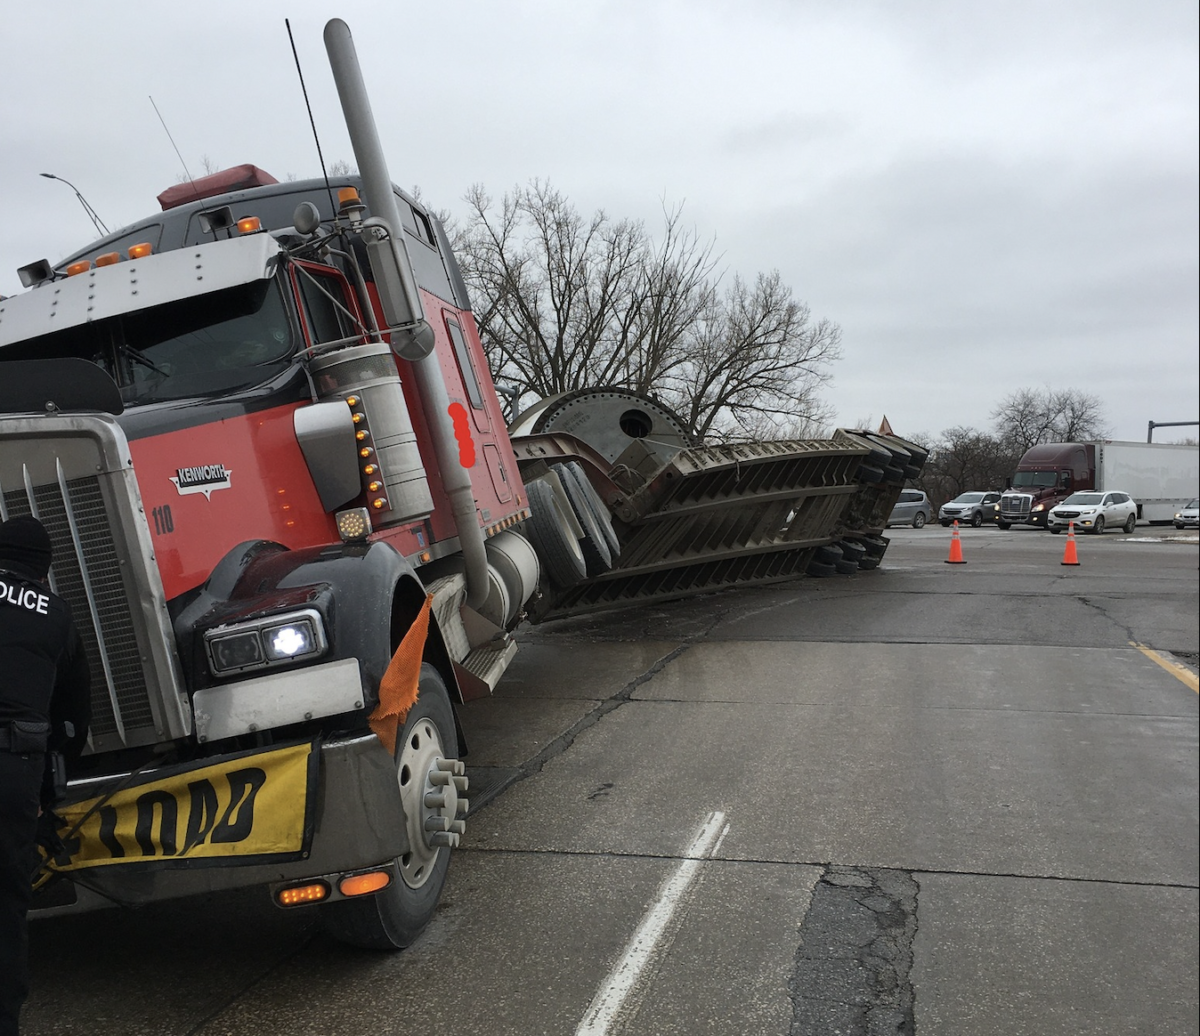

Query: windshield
left=1187, top=499, right=1199, bottom=509
left=1011, top=470, right=1059, bottom=487
left=951, top=493, right=986, bottom=504
left=0, top=279, right=295, bottom=405
left=1062, top=493, right=1103, bottom=505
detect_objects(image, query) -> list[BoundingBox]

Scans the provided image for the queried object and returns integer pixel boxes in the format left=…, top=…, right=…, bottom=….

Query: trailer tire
left=564, top=462, right=620, bottom=558
left=857, top=555, right=881, bottom=571
left=806, top=560, right=837, bottom=577
left=524, top=479, right=587, bottom=587
left=861, top=535, right=888, bottom=558
left=555, top=463, right=616, bottom=574
left=837, top=540, right=867, bottom=563
left=835, top=558, right=859, bottom=575
left=857, top=464, right=885, bottom=483
left=321, top=664, right=459, bottom=951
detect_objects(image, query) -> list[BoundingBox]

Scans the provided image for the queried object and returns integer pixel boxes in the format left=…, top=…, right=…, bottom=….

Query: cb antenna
left=149, top=95, right=196, bottom=188
left=286, top=18, right=339, bottom=221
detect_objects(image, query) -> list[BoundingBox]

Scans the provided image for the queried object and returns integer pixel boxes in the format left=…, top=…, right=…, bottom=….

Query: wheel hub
left=397, top=717, right=469, bottom=889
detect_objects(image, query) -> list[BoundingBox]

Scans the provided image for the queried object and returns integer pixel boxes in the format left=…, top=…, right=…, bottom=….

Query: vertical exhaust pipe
left=324, top=18, right=489, bottom=608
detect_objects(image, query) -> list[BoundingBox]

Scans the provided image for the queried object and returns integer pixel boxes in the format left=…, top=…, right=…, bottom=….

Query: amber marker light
left=346, top=395, right=359, bottom=407
left=65, top=260, right=91, bottom=276
left=276, top=881, right=329, bottom=907
left=336, top=507, right=372, bottom=543
left=371, top=497, right=388, bottom=510
left=359, top=446, right=373, bottom=458
left=128, top=242, right=153, bottom=259
left=337, top=186, right=361, bottom=208
left=236, top=216, right=262, bottom=234
left=94, top=251, right=120, bottom=267
left=338, top=871, right=391, bottom=898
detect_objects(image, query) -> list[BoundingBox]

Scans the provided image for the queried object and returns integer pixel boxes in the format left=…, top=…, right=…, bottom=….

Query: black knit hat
left=0, top=515, right=53, bottom=579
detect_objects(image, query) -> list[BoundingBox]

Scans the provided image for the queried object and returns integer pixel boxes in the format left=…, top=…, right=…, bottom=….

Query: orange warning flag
left=369, top=593, right=433, bottom=755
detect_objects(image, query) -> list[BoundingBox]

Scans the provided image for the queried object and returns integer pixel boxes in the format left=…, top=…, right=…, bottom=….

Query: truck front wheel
left=322, top=664, right=462, bottom=950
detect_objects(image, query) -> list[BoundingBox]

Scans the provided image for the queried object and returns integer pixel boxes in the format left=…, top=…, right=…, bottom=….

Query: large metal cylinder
left=308, top=342, right=433, bottom=524
left=509, top=387, right=697, bottom=466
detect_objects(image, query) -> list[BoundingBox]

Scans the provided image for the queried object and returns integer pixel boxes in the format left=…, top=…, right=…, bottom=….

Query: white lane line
left=575, top=810, right=729, bottom=1036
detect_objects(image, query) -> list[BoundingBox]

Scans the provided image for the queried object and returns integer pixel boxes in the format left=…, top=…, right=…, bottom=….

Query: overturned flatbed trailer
left=508, top=389, right=927, bottom=619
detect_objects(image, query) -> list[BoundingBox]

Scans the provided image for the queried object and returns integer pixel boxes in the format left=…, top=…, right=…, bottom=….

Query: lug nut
left=424, top=791, right=446, bottom=809
left=425, top=816, right=450, bottom=832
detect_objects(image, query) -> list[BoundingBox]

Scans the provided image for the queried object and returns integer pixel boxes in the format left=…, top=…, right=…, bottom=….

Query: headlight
left=1176, top=512, right=1183, bottom=520
left=205, top=608, right=328, bottom=676
left=1032, top=503, right=1044, bottom=512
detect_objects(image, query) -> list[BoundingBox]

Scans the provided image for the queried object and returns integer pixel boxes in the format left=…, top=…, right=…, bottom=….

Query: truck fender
left=172, top=539, right=460, bottom=710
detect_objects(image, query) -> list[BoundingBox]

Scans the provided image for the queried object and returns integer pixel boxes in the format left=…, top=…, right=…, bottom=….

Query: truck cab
left=998, top=443, right=1094, bottom=529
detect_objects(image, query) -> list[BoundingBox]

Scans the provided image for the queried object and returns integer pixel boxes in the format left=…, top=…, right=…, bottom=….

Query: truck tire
left=321, top=664, right=461, bottom=951
left=523, top=479, right=587, bottom=587
left=997, top=522, right=1011, bottom=531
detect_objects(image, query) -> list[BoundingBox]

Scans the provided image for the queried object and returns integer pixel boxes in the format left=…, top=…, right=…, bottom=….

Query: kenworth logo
left=169, top=464, right=232, bottom=500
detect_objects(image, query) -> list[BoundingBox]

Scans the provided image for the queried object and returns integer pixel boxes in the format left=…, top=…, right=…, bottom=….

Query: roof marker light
left=94, top=252, right=121, bottom=268
left=128, top=242, right=153, bottom=259
left=65, top=260, right=92, bottom=276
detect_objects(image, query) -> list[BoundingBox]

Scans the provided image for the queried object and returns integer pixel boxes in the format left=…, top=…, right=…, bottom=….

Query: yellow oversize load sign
left=43, top=741, right=319, bottom=873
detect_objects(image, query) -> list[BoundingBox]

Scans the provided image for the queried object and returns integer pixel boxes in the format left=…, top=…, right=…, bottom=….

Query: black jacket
left=0, top=564, right=90, bottom=759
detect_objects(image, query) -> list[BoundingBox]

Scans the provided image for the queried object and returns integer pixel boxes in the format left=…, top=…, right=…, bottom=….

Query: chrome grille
left=3, top=476, right=153, bottom=744
left=0, top=415, right=190, bottom=752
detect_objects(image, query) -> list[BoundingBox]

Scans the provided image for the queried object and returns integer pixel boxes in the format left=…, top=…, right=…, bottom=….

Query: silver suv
left=888, top=490, right=931, bottom=528
left=939, top=491, right=1001, bottom=528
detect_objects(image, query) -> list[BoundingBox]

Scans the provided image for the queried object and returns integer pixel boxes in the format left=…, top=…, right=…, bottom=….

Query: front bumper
left=31, top=733, right=405, bottom=916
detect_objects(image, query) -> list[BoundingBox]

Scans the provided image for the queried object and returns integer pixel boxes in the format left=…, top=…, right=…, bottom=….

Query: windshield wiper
left=121, top=343, right=170, bottom=377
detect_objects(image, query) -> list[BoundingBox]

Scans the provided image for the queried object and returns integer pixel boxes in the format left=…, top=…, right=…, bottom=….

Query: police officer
left=0, top=516, right=90, bottom=1036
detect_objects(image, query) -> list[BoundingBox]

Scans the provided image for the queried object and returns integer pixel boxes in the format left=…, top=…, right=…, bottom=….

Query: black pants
left=0, top=751, right=42, bottom=1036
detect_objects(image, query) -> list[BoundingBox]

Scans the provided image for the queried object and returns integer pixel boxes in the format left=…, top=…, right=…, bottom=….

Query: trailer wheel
left=564, top=462, right=621, bottom=558
left=857, top=555, right=881, bottom=571
left=554, top=464, right=613, bottom=576
left=524, top=479, right=587, bottom=587
left=321, top=664, right=461, bottom=951
left=861, top=535, right=888, bottom=558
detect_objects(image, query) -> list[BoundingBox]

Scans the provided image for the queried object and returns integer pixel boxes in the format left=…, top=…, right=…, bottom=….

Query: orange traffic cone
left=945, top=520, right=966, bottom=564
left=1061, top=521, right=1080, bottom=566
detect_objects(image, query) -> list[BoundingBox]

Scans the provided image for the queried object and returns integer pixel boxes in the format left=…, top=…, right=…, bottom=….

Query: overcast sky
left=2, top=1, right=1196, bottom=444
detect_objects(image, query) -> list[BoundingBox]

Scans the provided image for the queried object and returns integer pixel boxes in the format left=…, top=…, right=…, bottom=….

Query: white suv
left=1047, top=491, right=1137, bottom=534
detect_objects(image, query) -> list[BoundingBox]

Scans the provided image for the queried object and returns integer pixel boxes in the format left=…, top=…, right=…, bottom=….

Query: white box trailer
left=1094, top=441, right=1198, bottom=523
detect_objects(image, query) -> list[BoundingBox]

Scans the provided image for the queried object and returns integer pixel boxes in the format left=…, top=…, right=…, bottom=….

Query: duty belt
left=0, top=721, right=50, bottom=753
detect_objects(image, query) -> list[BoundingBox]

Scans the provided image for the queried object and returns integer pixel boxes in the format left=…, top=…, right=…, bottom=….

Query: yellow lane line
left=1130, top=642, right=1200, bottom=693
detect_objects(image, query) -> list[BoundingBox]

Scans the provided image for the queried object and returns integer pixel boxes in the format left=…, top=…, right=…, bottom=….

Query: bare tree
left=916, top=426, right=1017, bottom=505
left=991, top=387, right=1109, bottom=451
left=451, top=181, right=840, bottom=441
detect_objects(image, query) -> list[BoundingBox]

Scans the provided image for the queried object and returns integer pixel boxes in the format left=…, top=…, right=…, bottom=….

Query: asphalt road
left=24, top=524, right=1199, bottom=1036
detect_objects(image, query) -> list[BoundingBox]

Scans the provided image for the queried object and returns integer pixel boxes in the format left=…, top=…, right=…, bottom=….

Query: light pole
left=39, top=172, right=109, bottom=237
